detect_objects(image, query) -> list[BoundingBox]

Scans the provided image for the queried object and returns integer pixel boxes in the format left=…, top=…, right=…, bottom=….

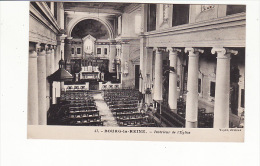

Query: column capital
left=49, top=45, right=56, bottom=51
left=211, top=47, right=238, bottom=59
left=38, top=50, right=46, bottom=57
left=57, top=34, right=67, bottom=45
left=185, top=47, right=204, bottom=57
left=66, top=37, right=73, bottom=40
left=65, top=37, right=73, bottom=44
left=185, top=47, right=204, bottom=54
left=29, top=51, right=37, bottom=58
left=116, top=45, right=121, bottom=49
left=167, top=47, right=182, bottom=53
left=211, top=47, right=226, bottom=55
left=44, top=44, right=49, bottom=51
left=46, top=49, right=52, bottom=54
left=50, top=47, right=55, bottom=53
left=153, top=47, right=166, bottom=52
left=226, top=48, right=238, bottom=55
left=36, top=43, right=41, bottom=52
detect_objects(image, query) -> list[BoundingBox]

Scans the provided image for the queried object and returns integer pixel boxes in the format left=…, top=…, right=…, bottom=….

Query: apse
left=71, top=19, right=109, bottom=39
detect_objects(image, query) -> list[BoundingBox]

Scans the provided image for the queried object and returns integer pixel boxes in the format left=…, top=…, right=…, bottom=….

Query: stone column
left=121, top=41, right=130, bottom=87
left=167, top=48, right=181, bottom=111
left=153, top=48, right=163, bottom=101
left=185, top=48, right=204, bottom=128
left=115, top=57, right=120, bottom=80
left=59, top=35, right=66, bottom=93
left=55, top=42, right=61, bottom=103
left=60, top=35, right=66, bottom=60
left=139, top=35, right=147, bottom=94
left=212, top=48, right=238, bottom=128
left=28, top=49, right=38, bottom=125
left=37, top=49, right=47, bottom=125
left=55, top=45, right=60, bottom=70
left=109, top=41, right=116, bottom=73
left=144, top=48, right=153, bottom=105
left=116, top=45, right=121, bottom=80
left=46, top=47, right=52, bottom=110
left=64, top=37, right=72, bottom=61
left=177, top=55, right=182, bottom=97
left=51, top=46, right=55, bottom=73
left=51, top=46, right=56, bottom=104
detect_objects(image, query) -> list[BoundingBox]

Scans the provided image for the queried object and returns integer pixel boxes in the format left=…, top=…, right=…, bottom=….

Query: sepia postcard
left=27, top=1, right=246, bottom=142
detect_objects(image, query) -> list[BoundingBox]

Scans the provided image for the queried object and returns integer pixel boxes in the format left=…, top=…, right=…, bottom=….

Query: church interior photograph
left=28, top=2, right=246, bottom=128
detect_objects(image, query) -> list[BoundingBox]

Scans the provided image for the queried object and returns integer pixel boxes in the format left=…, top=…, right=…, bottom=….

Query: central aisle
left=92, top=93, right=119, bottom=127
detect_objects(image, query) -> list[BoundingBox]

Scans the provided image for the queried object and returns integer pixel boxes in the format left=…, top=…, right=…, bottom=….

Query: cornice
left=144, top=12, right=245, bottom=38
left=30, top=2, right=61, bottom=33
left=124, top=3, right=141, bottom=14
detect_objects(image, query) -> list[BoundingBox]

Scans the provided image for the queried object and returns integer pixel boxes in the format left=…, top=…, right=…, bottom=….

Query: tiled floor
left=92, top=93, right=119, bottom=127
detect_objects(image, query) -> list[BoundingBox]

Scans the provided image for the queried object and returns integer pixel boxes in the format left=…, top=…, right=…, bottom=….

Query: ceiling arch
left=66, top=16, right=114, bottom=39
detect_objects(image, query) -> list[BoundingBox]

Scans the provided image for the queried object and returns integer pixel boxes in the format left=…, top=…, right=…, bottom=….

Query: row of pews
left=48, top=90, right=103, bottom=126
left=198, top=108, right=214, bottom=128
left=103, top=89, right=160, bottom=127
left=47, top=89, right=213, bottom=128
left=177, top=98, right=213, bottom=128
left=154, top=101, right=186, bottom=127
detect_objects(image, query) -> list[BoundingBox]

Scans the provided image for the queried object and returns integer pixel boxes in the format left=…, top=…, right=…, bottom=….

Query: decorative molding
left=153, top=47, right=167, bottom=52
left=162, top=4, right=170, bottom=23
left=212, top=47, right=238, bottom=59
left=66, top=16, right=114, bottom=38
left=144, top=12, right=245, bottom=38
left=226, top=48, right=238, bottom=55
left=124, top=3, right=141, bottom=13
left=115, top=36, right=140, bottom=42
left=201, top=5, right=215, bottom=12
left=195, top=48, right=204, bottom=54
left=167, top=47, right=181, bottom=53
left=30, top=3, right=61, bottom=33
left=211, top=47, right=226, bottom=55
left=29, top=13, right=58, bottom=45
left=185, top=48, right=204, bottom=56
left=130, top=56, right=140, bottom=65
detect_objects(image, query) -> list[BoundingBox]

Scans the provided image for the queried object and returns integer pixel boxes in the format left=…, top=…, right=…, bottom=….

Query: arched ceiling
left=71, top=19, right=109, bottom=39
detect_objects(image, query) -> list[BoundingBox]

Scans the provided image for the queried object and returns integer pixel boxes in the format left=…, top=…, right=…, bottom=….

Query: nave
left=47, top=87, right=216, bottom=128
left=28, top=2, right=246, bottom=128
left=48, top=89, right=161, bottom=127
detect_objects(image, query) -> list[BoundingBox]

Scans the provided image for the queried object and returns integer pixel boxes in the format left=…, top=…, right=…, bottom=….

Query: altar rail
left=63, top=83, right=89, bottom=91
left=99, top=82, right=122, bottom=90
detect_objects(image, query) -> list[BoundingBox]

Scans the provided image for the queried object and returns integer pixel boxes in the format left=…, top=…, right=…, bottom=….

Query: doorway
left=135, top=65, right=140, bottom=89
